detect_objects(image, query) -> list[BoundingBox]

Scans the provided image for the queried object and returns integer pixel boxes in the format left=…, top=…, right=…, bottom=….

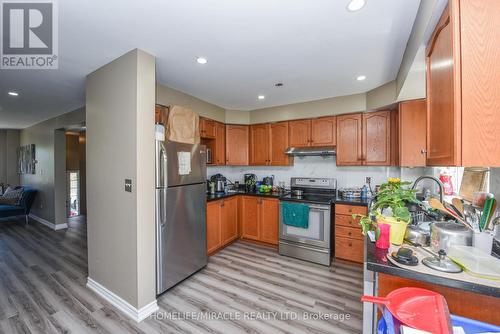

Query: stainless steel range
left=279, top=177, right=337, bottom=266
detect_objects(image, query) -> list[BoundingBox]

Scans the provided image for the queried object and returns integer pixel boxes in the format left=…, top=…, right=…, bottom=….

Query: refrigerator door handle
left=162, top=148, right=168, bottom=188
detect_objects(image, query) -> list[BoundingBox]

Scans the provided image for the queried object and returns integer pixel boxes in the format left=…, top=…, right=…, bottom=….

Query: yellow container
left=377, top=216, right=408, bottom=245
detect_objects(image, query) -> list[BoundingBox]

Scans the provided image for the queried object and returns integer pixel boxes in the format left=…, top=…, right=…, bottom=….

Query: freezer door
left=155, top=141, right=168, bottom=188
left=165, top=142, right=207, bottom=187
left=156, top=183, right=207, bottom=294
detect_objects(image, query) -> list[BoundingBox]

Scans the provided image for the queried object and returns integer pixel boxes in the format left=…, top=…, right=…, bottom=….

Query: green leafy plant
left=354, top=178, right=420, bottom=236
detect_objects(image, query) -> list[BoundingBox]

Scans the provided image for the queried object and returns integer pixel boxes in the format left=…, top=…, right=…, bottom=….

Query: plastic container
left=377, top=216, right=408, bottom=245
left=377, top=314, right=500, bottom=334
left=376, top=223, right=391, bottom=249
left=473, top=231, right=494, bottom=254
left=451, top=314, right=500, bottom=333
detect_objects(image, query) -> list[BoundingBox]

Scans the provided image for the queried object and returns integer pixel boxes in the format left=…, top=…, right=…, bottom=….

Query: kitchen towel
left=281, top=202, right=309, bottom=228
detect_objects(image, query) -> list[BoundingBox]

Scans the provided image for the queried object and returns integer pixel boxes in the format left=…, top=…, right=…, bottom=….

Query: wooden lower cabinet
left=334, top=204, right=367, bottom=263
left=206, top=197, right=238, bottom=255
left=206, top=201, right=222, bottom=254
left=208, top=196, right=279, bottom=255
left=241, top=196, right=279, bottom=245
left=259, top=198, right=279, bottom=245
left=241, top=196, right=260, bottom=240
left=221, top=196, right=238, bottom=245
left=378, top=273, right=500, bottom=326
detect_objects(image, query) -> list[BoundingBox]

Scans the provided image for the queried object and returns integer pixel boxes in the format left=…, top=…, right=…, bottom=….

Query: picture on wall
left=18, top=144, right=36, bottom=175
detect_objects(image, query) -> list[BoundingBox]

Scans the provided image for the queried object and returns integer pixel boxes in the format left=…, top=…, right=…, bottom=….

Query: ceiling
left=0, top=0, right=421, bottom=128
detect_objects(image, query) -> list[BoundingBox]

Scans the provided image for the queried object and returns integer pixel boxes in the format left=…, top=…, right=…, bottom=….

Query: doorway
left=67, top=171, right=80, bottom=217
left=65, top=129, right=86, bottom=218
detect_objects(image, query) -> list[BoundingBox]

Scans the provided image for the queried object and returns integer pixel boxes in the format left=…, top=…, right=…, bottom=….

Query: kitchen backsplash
left=207, top=156, right=428, bottom=188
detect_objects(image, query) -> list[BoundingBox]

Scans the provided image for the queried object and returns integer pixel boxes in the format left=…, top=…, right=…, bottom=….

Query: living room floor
left=0, top=217, right=363, bottom=334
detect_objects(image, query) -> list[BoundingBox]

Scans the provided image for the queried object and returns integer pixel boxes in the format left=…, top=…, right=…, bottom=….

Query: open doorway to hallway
left=66, top=128, right=86, bottom=218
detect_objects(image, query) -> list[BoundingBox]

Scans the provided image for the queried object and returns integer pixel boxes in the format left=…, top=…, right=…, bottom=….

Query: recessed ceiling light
left=274, top=82, right=284, bottom=87
left=356, top=75, right=366, bottom=81
left=8, top=91, right=19, bottom=96
left=347, top=0, right=366, bottom=12
left=196, top=57, right=207, bottom=64
left=258, top=95, right=265, bottom=100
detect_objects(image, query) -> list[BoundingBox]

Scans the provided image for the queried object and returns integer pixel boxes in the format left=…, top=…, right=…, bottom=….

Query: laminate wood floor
left=0, top=217, right=364, bottom=334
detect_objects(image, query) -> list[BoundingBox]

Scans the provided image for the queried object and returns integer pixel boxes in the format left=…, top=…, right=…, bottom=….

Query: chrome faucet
left=412, top=176, right=444, bottom=203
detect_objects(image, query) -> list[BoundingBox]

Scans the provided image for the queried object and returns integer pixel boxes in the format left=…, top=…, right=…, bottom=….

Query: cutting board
left=459, top=168, right=488, bottom=202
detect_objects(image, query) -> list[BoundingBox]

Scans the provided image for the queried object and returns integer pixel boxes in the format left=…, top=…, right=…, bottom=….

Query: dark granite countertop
left=365, top=238, right=500, bottom=298
left=207, top=191, right=371, bottom=207
left=206, top=190, right=282, bottom=202
left=334, top=196, right=371, bottom=207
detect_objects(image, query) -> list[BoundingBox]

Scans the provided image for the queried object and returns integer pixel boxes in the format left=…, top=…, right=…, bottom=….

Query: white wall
left=19, top=108, right=85, bottom=223
left=208, top=156, right=427, bottom=188
left=86, top=49, right=156, bottom=311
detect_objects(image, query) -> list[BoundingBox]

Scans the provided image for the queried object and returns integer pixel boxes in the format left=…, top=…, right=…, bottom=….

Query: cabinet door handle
left=420, top=149, right=427, bottom=154
left=348, top=241, right=352, bottom=247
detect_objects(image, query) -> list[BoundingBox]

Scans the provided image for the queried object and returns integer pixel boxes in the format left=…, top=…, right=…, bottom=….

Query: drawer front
left=335, top=204, right=367, bottom=216
left=335, top=237, right=364, bottom=263
left=335, top=225, right=363, bottom=240
left=335, top=214, right=361, bottom=228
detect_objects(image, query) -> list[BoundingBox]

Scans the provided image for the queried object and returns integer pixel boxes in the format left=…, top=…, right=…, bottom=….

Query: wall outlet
left=366, top=177, right=372, bottom=184
left=125, top=179, right=132, bottom=192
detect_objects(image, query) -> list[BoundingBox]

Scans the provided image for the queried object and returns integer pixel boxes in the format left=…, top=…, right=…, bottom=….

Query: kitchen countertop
left=207, top=190, right=371, bottom=207
left=206, top=190, right=282, bottom=202
left=365, top=238, right=500, bottom=298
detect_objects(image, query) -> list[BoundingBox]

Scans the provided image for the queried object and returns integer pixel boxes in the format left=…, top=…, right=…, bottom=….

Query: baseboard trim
left=29, top=214, right=68, bottom=230
left=86, top=277, right=158, bottom=322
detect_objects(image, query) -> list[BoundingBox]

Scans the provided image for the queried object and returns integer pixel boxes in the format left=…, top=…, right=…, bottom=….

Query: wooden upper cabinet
left=221, top=197, right=238, bottom=245
left=336, top=113, right=363, bottom=166
left=460, top=0, right=500, bottom=167
left=206, top=201, right=221, bottom=254
left=270, top=122, right=292, bottom=166
left=311, top=116, right=336, bottom=146
left=200, top=117, right=216, bottom=138
left=288, top=119, right=311, bottom=147
left=226, top=125, right=249, bottom=165
left=241, top=196, right=259, bottom=240
left=426, top=5, right=459, bottom=166
left=426, top=1, right=500, bottom=167
left=215, top=122, right=226, bottom=165
left=363, top=111, right=391, bottom=166
left=249, top=124, right=270, bottom=165
left=259, top=198, right=279, bottom=245
left=398, top=100, right=427, bottom=167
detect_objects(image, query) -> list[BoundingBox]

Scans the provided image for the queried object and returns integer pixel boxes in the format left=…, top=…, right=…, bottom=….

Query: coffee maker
left=244, top=174, right=257, bottom=193
left=210, top=174, right=226, bottom=193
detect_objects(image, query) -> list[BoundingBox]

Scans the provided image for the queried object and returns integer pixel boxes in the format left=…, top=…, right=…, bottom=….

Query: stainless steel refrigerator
left=155, top=140, right=208, bottom=295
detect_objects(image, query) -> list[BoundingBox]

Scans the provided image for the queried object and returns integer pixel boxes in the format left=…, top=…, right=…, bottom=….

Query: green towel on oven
left=281, top=202, right=309, bottom=228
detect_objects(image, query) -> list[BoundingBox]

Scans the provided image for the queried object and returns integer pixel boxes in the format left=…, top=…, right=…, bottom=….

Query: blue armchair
left=0, top=187, right=37, bottom=223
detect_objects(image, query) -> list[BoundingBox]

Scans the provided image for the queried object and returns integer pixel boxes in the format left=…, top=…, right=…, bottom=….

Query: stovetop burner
left=279, top=177, right=337, bottom=204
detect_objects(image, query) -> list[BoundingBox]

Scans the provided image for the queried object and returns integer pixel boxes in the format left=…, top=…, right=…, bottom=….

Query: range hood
left=284, top=146, right=336, bottom=156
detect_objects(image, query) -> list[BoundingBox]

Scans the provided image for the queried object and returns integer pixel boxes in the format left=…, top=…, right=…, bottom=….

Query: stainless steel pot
left=430, top=221, right=472, bottom=252
left=292, top=189, right=303, bottom=197
left=405, top=225, right=430, bottom=246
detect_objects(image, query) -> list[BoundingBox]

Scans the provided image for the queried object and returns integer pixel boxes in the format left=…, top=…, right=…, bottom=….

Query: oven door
left=279, top=201, right=331, bottom=249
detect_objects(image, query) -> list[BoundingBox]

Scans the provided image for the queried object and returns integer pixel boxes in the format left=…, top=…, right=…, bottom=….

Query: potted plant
left=355, top=178, right=419, bottom=246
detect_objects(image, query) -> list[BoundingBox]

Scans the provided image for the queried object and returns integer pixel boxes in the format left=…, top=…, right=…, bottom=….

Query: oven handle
left=280, top=201, right=330, bottom=211
left=279, top=240, right=330, bottom=253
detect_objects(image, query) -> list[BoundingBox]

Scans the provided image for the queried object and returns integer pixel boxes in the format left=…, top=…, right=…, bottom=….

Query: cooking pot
left=292, top=189, right=303, bottom=197
left=430, top=221, right=472, bottom=253
left=405, top=225, right=430, bottom=246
